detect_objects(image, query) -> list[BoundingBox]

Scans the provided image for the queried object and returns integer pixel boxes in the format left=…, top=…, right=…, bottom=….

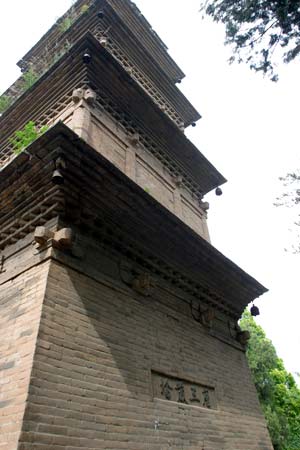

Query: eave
left=81, top=33, right=226, bottom=195
left=0, top=123, right=267, bottom=319
left=18, top=0, right=184, bottom=85
left=1, top=33, right=225, bottom=195
left=15, top=0, right=198, bottom=126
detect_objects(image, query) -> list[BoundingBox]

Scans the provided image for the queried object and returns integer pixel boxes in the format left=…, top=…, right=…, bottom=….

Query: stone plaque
left=152, top=371, right=216, bottom=409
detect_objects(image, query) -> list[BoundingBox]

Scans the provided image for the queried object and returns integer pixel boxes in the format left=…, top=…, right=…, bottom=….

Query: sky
left=0, top=1, right=299, bottom=378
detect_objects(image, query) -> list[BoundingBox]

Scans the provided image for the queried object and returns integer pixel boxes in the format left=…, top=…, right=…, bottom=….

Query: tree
left=240, top=310, right=300, bottom=449
left=200, top=0, right=300, bottom=81
left=274, top=171, right=300, bottom=253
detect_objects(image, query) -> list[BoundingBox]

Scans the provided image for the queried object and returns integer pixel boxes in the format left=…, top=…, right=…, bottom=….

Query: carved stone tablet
left=152, top=371, right=217, bottom=410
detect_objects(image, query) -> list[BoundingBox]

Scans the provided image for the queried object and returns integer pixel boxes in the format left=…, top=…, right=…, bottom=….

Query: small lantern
left=97, top=10, right=105, bottom=19
left=19, top=59, right=28, bottom=73
left=250, top=304, right=260, bottom=317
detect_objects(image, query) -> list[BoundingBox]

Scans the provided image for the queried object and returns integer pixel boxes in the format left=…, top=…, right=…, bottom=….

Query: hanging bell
left=18, top=59, right=28, bottom=73
left=82, top=53, right=92, bottom=64
left=97, top=10, right=105, bottom=19
left=215, top=187, right=223, bottom=196
left=52, top=169, right=64, bottom=185
left=250, top=304, right=260, bottom=317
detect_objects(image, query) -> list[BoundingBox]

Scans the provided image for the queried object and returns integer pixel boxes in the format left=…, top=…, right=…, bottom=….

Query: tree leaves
left=240, top=310, right=300, bottom=449
left=200, top=0, right=300, bottom=80
left=9, top=121, right=48, bottom=155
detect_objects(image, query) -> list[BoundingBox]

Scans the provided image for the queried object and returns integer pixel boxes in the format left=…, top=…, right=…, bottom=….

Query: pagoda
left=0, top=1, right=273, bottom=448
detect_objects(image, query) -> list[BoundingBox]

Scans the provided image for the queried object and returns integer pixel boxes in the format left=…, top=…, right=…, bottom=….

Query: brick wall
left=18, top=257, right=273, bottom=449
left=71, top=102, right=210, bottom=241
left=0, top=261, right=50, bottom=450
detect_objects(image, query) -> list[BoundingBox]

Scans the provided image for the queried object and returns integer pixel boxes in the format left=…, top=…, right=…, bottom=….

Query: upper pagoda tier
left=0, top=0, right=228, bottom=244
left=0, top=32, right=225, bottom=240
left=11, top=0, right=200, bottom=130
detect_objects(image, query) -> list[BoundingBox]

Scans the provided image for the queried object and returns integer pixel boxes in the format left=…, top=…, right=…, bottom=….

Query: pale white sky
left=1, top=1, right=299, bottom=378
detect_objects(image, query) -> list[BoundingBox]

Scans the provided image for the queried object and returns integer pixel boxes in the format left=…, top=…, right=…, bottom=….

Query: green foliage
left=200, top=0, right=300, bottom=80
left=21, top=68, right=39, bottom=91
left=59, top=16, right=74, bottom=33
left=240, top=311, right=300, bottom=449
left=10, top=121, right=48, bottom=155
left=81, top=4, right=89, bottom=14
left=0, top=95, right=13, bottom=114
left=58, top=1, right=86, bottom=34
left=49, top=40, right=72, bottom=68
left=58, top=1, right=89, bottom=34
left=1, top=4, right=80, bottom=118
left=0, top=69, right=38, bottom=117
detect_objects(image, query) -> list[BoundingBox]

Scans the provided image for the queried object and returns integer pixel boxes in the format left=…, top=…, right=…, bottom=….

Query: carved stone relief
left=152, top=371, right=216, bottom=409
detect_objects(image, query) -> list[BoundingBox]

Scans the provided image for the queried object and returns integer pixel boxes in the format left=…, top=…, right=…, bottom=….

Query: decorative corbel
left=190, top=301, right=215, bottom=329
left=52, top=228, right=73, bottom=250
left=34, top=226, right=73, bottom=250
left=201, top=307, right=215, bottom=327
left=72, top=88, right=97, bottom=107
left=132, top=272, right=153, bottom=296
left=72, top=88, right=85, bottom=103
left=174, top=175, right=183, bottom=187
left=236, top=329, right=251, bottom=345
left=199, top=201, right=210, bottom=212
left=127, top=132, right=140, bottom=147
left=84, top=89, right=97, bottom=106
left=71, top=88, right=94, bottom=140
left=34, top=226, right=55, bottom=246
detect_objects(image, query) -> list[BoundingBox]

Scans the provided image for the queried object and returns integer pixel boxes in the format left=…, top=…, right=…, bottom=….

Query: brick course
left=0, top=261, right=50, bottom=450
left=16, top=257, right=273, bottom=449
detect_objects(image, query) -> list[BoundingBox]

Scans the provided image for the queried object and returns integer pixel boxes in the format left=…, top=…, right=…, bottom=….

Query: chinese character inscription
left=152, top=371, right=216, bottom=409
left=161, top=379, right=173, bottom=400
left=175, top=382, right=187, bottom=404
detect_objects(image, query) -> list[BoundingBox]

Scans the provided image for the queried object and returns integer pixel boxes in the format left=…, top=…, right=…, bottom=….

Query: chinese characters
left=154, top=372, right=215, bottom=409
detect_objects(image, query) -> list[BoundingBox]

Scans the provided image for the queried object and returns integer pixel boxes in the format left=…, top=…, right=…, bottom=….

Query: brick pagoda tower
left=0, top=1, right=273, bottom=448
